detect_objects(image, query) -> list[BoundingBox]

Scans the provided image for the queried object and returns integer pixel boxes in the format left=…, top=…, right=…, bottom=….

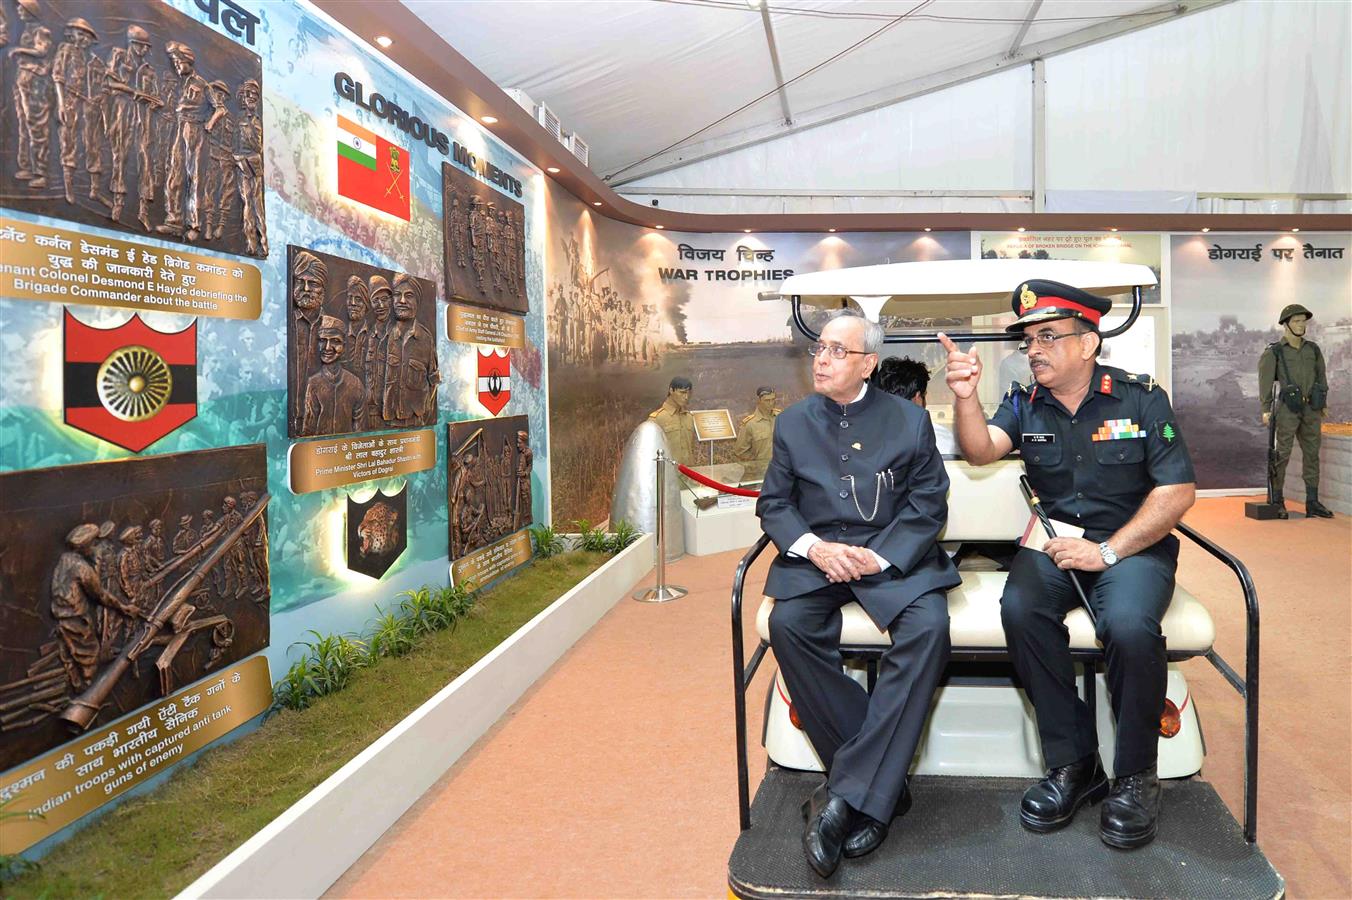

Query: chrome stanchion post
left=633, top=450, right=688, bottom=603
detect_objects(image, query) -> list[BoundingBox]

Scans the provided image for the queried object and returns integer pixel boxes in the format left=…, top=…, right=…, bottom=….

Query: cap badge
left=1019, top=284, right=1037, bottom=310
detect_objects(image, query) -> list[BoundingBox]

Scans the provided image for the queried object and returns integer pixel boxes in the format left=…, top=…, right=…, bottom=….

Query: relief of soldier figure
left=442, top=166, right=528, bottom=315
left=1, top=0, right=268, bottom=257
left=288, top=247, right=441, bottom=438
left=0, top=485, right=269, bottom=755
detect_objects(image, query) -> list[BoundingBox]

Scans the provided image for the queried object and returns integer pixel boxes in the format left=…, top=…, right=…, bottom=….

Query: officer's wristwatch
left=1098, top=542, right=1119, bottom=567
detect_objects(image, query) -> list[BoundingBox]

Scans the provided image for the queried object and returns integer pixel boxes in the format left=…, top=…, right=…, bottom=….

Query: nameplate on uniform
left=1022, top=433, right=1056, bottom=444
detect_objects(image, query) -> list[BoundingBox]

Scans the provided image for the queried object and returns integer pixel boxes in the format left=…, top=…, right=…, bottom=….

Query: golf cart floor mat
left=729, top=769, right=1283, bottom=899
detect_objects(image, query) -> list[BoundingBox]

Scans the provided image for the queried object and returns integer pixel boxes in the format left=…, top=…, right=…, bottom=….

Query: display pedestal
left=680, top=490, right=762, bottom=556
left=1243, top=501, right=1289, bottom=521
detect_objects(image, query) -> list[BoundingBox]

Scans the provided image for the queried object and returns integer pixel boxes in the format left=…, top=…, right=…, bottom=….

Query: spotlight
left=654, top=225, right=664, bottom=230
left=828, top=228, right=836, bottom=233
left=545, top=166, right=560, bottom=174
left=923, top=227, right=932, bottom=232
left=743, top=229, right=752, bottom=233
left=1291, top=227, right=1300, bottom=233
left=1109, top=227, right=1118, bottom=232
left=374, top=35, right=393, bottom=48
left=480, top=115, right=498, bottom=125
left=1201, top=227, right=1210, bottom=233
left=1017, top=226, right=1026, bottom=233
left=593, top=201, right=602, bottom=207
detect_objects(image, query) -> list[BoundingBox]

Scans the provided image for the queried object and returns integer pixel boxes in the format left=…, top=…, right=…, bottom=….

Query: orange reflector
left=789, top=702, right=803, bottom=730
left=1160, top=697, right=1182, bottom=738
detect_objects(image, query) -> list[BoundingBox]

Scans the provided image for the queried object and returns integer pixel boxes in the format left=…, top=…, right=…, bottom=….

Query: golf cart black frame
left=732, top=284, right=1262, bottom=844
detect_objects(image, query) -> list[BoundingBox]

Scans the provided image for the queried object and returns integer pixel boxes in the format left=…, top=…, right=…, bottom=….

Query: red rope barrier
left=674, top=463, right=761, bottom=497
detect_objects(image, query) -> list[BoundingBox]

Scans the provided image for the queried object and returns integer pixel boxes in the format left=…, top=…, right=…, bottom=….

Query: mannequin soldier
left=648, top=376, right=696, bottom=466
left=10, top=0, right=52, bottom=189
left=759, top=310, right=959, bottom=876
left=945, top=280, right=1196, bottom=850
left=1258, top=304, right=1333, bottom=518
left=733, top=386, right=779, bottom=480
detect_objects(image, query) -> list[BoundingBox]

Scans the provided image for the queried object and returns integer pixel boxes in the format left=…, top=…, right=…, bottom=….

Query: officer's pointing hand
left=938, top=332, right=981, bottom=401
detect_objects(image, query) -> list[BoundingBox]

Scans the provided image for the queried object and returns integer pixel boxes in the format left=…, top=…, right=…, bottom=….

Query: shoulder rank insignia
left=1004, top=381, right=1026, bottom=401
left=740, top=413, right=754, bottom=425
left=1125, top=372, right=1158, bottom=391
left=1019, top=284, right=1037, bottom=310
left=1100, top=373, right=1113, bottom=394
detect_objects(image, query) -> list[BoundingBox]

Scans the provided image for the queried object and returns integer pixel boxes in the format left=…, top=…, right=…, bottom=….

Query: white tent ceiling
left=402, top=0, right=1177, bottom=182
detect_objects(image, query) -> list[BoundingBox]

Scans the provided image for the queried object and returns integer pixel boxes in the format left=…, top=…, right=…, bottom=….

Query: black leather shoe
left=842, top=784, right=912, bottom=859
left=1306, top=496, right=1335, bottom=518
left=1101, top=766, right=1162, bottom=849
left=1020, top=754, right=1109, bottom=833
left=803, top=794, right=855, bottom=878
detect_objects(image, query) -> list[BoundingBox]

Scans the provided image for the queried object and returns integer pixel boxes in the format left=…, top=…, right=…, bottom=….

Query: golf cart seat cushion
left=755, top=572, right=1215, bottom=654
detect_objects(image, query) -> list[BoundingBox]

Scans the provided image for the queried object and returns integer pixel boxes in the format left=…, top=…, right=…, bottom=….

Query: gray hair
left=824, top=308, right=883, bottom=354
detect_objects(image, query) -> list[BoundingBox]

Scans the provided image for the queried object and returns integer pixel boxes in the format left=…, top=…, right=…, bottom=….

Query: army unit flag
left=336, top=114, right=411, bottom=221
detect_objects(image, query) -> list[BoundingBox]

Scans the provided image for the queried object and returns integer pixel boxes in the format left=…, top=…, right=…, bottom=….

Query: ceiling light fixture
left=924, top=227, right=932, bottom=232
left=1017, top=226, right=1026, bottom=233
left=374, top=35, right=393, bottom=49
left=1109, top=227, right=1118, bottom=232
left=743, top=229, right=752, bottom=233
left=546, top=166, right=560, bottom=174
left=480, top=115, right=498, bottom=125
left=1291, top=227, right=1300, bottom=233
left=655, top=225, right=664, bottom=230
left=593, top=201, right=602, bottom=207
left=1200, top=227, right=1210, bottom=233
left=828, top=228, right=836, bottom=233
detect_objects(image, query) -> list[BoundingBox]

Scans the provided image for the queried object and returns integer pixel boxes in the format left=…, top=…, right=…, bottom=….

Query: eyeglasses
left=1017, top=331, right=1084, bottom=354
left=807, top=342, right=870, bottom=360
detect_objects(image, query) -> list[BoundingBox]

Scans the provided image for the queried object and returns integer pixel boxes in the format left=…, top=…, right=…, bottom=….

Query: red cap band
left=1027, top=295, right=1102, bottom=326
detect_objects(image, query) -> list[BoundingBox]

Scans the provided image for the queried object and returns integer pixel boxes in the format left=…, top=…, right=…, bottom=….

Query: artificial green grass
left=5, top=551, right=610, bottom=899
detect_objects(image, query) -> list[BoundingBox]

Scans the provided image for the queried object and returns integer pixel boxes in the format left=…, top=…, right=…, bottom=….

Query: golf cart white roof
left=772, top=259, right=1158, bottom=320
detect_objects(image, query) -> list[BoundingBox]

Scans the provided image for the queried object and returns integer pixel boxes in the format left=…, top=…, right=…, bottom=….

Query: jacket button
left=1076, top=491, right=1084, bottom=498
left=839, top=490, right=849, bottom=499
left=1076, top=454, right=1083, bottom=462
left=1071, top=418, right=1077, bottom=424
left=841, top=453, right=849, bottom=461
left=840, top=420, right=849, bottom=428
left=839, top=526, right=848, bottom=533
left=1118, top=452, right=1125, bottom=460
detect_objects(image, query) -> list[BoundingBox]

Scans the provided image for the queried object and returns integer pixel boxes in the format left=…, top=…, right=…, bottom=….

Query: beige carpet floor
left=329, top=496, right=1350, bottom=899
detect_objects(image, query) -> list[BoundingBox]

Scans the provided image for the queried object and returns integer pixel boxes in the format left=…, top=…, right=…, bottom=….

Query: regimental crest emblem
left=346, top=484, right=408, bottom=579
left=477, top=347, right=512, bottom=416
left=63, top=309, right=197, bottom=452
left=1019, top=283, right=1038, bottom=310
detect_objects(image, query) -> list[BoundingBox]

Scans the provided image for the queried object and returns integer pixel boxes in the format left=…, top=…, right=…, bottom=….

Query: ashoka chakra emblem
left=97, top=345, right=173, bottom=422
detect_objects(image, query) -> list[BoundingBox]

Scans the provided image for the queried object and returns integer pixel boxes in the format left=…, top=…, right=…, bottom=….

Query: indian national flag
left=336, top=113, right=411, bottom=221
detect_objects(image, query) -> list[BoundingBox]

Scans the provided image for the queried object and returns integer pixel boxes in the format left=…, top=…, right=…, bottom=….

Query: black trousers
left=1000, top=540, right=1177, bottom=778
left=769, top=586, right=950, bottom=823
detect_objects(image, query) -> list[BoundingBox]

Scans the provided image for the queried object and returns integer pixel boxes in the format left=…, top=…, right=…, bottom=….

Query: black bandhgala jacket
left=756, top=385, right=961, bottom=630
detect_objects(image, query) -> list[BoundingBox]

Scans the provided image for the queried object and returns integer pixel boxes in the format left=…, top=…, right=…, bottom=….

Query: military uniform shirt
left=1257, top=338, right=1326, bottom=413
left=988, top=364, right=1195, bottom=542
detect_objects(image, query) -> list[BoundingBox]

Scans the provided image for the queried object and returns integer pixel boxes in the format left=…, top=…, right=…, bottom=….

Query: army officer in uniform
left=759, top=309, right=959, bottom=877
left=943, top=280, right=1196, bottom=850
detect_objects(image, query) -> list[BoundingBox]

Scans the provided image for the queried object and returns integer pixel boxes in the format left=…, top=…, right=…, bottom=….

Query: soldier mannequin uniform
left=975, top=280, right=1195, bottom=850
left=1258, top=303, right=1333, bottom=518
left=648, top=377, right=697, bottom=466
left=733, top=385, right=779, bottom=480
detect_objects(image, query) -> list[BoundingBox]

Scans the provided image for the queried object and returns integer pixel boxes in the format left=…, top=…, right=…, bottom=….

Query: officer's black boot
left=1306, top=489, right=1334, bottom=518
left=1272, top=492, right=1289, bottom=519
left=1020, top=753, right=1108, bottom=832
left=1100, top=765, right=1162, bottom=849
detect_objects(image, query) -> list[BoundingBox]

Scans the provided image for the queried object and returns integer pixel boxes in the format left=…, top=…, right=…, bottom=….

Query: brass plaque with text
left=0, top=655, right=271, bottom=854
left=451, top=529, right=533, bottom=588
left=692, top=409, right=737, bottom=442
left=289, top=429, right=437, bottom=494
left=447, top=302, right=526, bottom=348
left=0, top=217, right=262, bottom=320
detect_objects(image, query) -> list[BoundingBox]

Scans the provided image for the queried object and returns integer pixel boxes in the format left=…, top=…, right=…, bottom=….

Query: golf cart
left=728, top=260, right=1282, bottom=898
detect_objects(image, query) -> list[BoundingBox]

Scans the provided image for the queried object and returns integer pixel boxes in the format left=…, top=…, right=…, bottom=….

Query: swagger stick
left=1019, top=474, right=1096, bottom=625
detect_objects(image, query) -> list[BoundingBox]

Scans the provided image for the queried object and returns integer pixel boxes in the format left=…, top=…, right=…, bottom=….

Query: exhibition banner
left=288, top=429, right=437, bottom=494
left=0, top=655, right=271, bottom=854
left=546, top=179, right=969, bottom=523
left=0, top=217, right=263, bottom=319
left=976, top=231, right=1163, bottom=304
left=1170, top=233, right=1350, bottom=490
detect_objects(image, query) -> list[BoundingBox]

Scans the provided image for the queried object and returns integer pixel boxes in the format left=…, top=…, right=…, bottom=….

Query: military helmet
left=66, top=17, right=99, bottom=41
left=1278, top=303, right=1313, bottom=325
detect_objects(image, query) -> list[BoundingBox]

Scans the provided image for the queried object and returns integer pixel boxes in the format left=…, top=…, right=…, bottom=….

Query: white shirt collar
left=852, top=383, right=868, bottom=403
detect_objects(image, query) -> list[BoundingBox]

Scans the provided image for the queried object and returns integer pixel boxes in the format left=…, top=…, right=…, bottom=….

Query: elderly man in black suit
left=758, top=309, right=960, bottom=877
